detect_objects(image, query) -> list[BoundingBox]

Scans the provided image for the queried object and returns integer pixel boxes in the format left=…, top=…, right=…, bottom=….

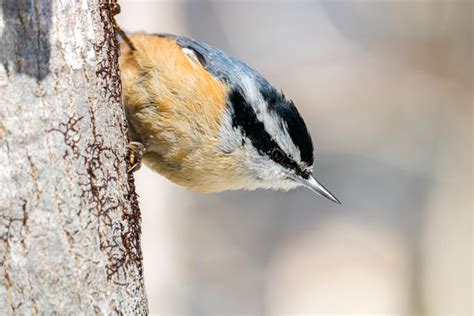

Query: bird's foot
left=126, top=141, right=145, bottom=173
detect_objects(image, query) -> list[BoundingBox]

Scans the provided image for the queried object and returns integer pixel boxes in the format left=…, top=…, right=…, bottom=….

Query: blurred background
left=117, top=0, right=472, bottom=315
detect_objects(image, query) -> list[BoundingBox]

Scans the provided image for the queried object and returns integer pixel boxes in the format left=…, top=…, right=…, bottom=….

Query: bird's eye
left=271, top=148, right=284, bottom=162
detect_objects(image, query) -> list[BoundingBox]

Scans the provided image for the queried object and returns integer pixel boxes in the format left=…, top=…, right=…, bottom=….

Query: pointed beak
left=290, top=173, right=341, bottom=204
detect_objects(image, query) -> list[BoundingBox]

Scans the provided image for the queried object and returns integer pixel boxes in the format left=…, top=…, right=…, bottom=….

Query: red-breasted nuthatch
left=119, top=33, right=340, bottom=204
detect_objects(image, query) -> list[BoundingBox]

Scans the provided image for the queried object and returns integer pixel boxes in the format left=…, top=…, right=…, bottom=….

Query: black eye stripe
left=271, top=148, right=284, bottom=161
left=229, top=89, right=301, bottom=171
left=259, top=87, right=314, bottom=166
left=229, top=90, right=284, bottom=163
left=229, top=88, right=276, bottom=158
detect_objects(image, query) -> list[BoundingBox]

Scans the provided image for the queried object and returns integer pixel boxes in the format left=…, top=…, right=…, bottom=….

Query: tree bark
left=0, top=1, right=148, bottom=314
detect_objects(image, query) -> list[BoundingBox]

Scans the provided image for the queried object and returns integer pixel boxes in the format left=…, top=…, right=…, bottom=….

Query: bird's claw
left=127, top=141, right=145, bottom=173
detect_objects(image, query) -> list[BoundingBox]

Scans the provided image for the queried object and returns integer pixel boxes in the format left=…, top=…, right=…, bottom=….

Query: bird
left=119, top=33, right=340, bottom=204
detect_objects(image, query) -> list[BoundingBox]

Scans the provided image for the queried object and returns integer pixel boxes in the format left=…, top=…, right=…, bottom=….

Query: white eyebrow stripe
left=239, top=75, right=301, bottom=162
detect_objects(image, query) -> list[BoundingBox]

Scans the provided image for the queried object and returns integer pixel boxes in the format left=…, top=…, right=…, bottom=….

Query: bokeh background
left=116, top=1, right=473, bottom=315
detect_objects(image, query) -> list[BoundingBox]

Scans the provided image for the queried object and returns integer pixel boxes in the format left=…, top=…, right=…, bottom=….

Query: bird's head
left=219, top=74, right=340, bottom=204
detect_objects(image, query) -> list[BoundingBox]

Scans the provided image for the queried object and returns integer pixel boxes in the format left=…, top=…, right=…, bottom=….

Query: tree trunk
left=0, top=1, right=148, bottom=314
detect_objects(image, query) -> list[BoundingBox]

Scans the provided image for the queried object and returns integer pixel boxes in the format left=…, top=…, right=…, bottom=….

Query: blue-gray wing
left=157, top=33, right=270, bottom=89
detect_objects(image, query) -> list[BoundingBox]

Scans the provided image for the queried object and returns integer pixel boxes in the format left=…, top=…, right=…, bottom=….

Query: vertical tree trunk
left=0, top=0, right=148, bottom=314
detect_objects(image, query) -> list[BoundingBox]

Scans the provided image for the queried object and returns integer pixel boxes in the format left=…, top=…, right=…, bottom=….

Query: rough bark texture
left=0, top=0, right=148, bottom=314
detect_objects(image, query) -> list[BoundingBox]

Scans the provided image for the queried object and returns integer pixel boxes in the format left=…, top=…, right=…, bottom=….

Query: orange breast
left=121, top=34, right=228, bottom=130
left=119, top=33, right=244, bottom=192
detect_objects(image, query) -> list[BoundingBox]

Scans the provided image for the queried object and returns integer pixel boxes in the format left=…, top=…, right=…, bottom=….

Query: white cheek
left=275, top=179, right=301, bottom=191
left=218, top=106, right=301, bottom=192
left=219, top=107, right=242, bottom=153
left=243, top=145, right=298, bottom=190
left=246, top=149, right=283, bottom=180
left=219, top=115, right=284, bottom=180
